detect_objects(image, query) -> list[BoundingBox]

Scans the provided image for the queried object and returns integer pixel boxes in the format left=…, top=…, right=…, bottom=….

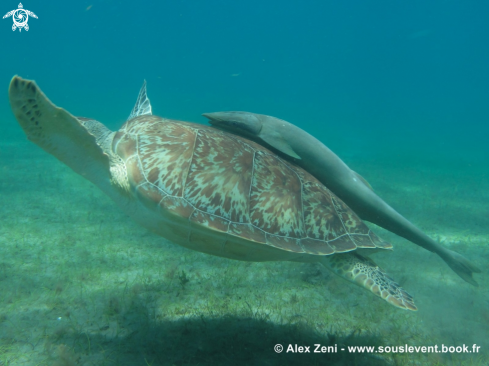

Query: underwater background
left=0, top=0, right=488, bottom=365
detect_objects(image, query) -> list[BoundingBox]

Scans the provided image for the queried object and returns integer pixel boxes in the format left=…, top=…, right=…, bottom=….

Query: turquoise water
left=0, top=1, right=488, bottom=365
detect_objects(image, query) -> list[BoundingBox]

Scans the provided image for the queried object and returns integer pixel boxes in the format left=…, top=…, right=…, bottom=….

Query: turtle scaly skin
left=9, top=76, right=416, bottom=310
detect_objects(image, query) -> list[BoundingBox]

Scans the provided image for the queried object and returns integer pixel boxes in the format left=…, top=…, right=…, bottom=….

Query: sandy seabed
left=0, top=137, right=488, bottom=366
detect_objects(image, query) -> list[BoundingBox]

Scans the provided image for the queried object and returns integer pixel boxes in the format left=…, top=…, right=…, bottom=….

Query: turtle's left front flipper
left=321, top=253, right=418, bottom=311
left=9, top=76, right=112, bottom=186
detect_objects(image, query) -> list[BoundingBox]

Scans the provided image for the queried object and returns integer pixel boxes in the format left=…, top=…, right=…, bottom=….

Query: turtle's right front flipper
left=127, top=80, right=152, bottom=120
left=321, top=253, right=417, bottom=311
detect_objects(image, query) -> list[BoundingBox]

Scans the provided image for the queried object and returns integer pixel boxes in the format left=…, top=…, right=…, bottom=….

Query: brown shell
left=112, top=116, right=391, bottom=259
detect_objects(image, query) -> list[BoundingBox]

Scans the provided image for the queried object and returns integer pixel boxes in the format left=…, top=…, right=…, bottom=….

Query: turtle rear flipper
left=9, top=76, right=112, bottom=186
left=322, top=253, right=417, bottom=311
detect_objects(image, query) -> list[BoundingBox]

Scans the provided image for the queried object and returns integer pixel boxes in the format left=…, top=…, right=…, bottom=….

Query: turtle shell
left=112, top=116, right=391, bottom=261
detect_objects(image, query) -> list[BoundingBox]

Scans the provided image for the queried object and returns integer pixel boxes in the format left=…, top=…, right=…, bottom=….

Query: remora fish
left=203, top=111, right=480, bottom=286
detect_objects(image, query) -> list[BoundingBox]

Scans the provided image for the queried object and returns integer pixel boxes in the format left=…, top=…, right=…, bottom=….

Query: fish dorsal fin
left=260, top=126, right=301, bottom=159
left=353, top=171, right=373, bottom=191
left=128, top=80, right=152, bottom=120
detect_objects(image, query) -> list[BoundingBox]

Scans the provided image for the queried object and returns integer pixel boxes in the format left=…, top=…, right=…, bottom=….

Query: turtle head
left=203, top=111, right=263, bottom=137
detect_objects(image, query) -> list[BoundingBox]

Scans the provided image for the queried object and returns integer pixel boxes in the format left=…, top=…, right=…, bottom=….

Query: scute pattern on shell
left=250, top=151, right=303, bottom=238
left=185, top=129, right=254, bottom=222
left=112, top=116, right=392, bottom=256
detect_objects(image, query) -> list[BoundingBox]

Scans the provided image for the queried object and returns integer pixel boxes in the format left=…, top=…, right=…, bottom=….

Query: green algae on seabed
left=0, top=140, right=488, bottom=366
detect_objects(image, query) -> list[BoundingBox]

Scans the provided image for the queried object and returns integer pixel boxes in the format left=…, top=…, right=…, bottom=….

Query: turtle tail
left=321, top=253, right=417, bottom=311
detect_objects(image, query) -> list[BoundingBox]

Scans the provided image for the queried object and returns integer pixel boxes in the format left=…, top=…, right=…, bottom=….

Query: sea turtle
left=9, top=76, right=417, bottom=310
left=3, top=3, right=38, bottom=32
left=202, top=111, right=481, bottom=286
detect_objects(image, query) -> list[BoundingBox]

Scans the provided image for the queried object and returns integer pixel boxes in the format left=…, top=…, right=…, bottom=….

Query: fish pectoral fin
left=260, top=132, right=301, bottom=159
left=353, top=171, right=373, bottom=190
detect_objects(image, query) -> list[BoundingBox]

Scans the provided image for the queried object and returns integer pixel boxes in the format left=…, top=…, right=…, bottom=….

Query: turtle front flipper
left=321, top=253, right=417, bottom=311
left=9, top=76, right=112, bottom=187
left=127, top=80, right=152, bottom=120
